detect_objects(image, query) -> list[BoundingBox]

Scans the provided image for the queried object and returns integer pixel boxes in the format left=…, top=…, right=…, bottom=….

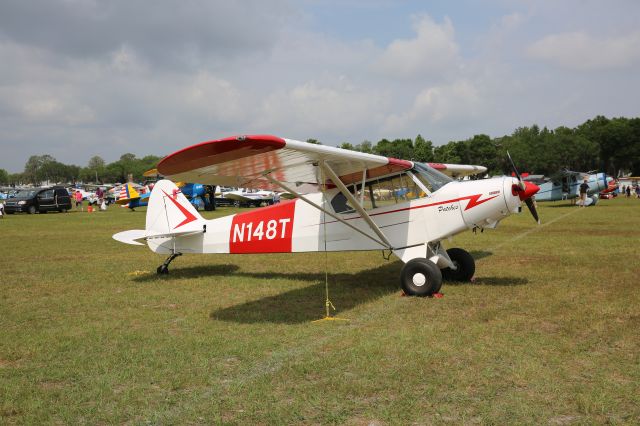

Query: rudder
left=146, top=179, right=205, bottom=236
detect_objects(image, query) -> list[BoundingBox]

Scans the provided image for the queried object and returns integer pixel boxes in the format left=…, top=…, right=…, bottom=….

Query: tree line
left=332, top=116, right=639, bottom=177
left=0, top=153, right=161, bottom=186
left=1, top=115, right=638, bottom=186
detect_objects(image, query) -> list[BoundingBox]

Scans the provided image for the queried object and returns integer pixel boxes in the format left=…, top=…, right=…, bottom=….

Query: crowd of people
left=620, top=184, right=640, bottom=198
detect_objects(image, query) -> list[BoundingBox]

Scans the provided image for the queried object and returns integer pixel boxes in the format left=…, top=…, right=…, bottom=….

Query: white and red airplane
left=113, top=135, right=539, bottom=296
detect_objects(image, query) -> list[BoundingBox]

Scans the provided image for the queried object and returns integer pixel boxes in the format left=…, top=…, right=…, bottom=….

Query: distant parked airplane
left=526, top=170, right=614, bottom=206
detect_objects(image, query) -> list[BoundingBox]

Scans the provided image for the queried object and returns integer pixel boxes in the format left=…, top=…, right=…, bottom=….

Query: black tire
left=400, top=258, right=442, bottom=297
left=441, top=248, right=475, bottom=282
left=28, top=205, right=36, bottom=214
left=157, top=265, right=169, bottom=274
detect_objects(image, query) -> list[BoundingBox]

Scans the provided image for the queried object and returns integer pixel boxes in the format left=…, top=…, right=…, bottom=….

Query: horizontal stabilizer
left=112, top=229, right=146, bottom=245
left=145, top=229, right=205, bottom=240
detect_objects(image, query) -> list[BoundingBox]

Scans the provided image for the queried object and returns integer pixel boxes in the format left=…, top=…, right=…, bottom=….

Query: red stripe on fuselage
left=229, top=200, right=297, bottom=254
left=326, top=193, right=499, bottom=224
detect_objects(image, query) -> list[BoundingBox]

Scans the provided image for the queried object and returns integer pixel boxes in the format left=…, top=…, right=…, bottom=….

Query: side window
left=331, top=192, right=355, bottom=214
left=331, top=173, right=427, bottom=213
left=39, top=190, right=54, bottom=199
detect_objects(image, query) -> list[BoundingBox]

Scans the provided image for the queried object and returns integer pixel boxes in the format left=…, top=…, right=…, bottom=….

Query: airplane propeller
left=507, top=151, right=541, bottom=224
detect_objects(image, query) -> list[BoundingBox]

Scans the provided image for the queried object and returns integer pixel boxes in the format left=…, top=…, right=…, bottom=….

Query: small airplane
left=223, top=188, right=278, bottom=207
left=115, top=181, right=220, bottom=211
left=115, top=183, right=150, bottom=210
left=525, top=170, right=614, bottom=206
left=113, top=135, right=539, bottom=297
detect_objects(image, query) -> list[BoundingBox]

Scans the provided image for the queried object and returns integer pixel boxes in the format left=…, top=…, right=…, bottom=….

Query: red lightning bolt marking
left=461, top=193, right=499, bottom=210
left=161, top=190, right=197, bottom=229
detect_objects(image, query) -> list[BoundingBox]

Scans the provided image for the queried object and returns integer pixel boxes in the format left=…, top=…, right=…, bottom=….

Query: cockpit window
left=412, top=162, right=453, bottom=192
left=331, top=192, right=355, bottom=214
left=330, top=170, right=434, bottom=213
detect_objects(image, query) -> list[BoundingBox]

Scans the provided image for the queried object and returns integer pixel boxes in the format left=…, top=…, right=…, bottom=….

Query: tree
left=463, top=134, right=499, bottom=175
left=339, top=142, right=355, bottom=151
left=306, top=138, right=321, bottom=145
left=87, top=155, right=106, bottom=182
left=413, top=135, right=434, bottom=162
left=23, top=154, right=57, bottom=184
left=355, top=140, right=373, bottom=153
left=374, top=138, right=414, bottom=159
left=433, top=142, right=461, bottom=164
left=0, top=168, right=8, bottom=185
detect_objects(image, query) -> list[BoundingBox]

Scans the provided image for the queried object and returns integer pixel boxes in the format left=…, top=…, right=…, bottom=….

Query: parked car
left=3, top=186, right=72, bottom=214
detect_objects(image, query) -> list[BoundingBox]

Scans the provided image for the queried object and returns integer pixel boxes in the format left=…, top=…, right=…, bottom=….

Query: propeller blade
left=507, top=151, right=540, bottom=224
left=506, top=151, right=526, bottom=190
left=524, top=198, right=540, bottom=224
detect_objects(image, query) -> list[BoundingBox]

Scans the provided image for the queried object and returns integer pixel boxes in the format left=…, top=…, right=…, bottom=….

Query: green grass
left=1, top=198, right=639, bottom=424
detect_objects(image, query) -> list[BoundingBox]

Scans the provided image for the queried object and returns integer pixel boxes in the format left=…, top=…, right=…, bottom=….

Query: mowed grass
left=1, top=198, right=639, bottom=424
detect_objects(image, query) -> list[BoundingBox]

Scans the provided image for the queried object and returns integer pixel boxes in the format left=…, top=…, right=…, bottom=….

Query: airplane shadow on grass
left=133, top=258, right=528, bottom=324
left=216, top=262, right=402, bottom=324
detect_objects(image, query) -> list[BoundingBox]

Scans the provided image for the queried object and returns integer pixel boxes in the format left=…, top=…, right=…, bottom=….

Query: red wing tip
left=386, top=157, right=414, bottom=170
left=428, top=163, right=447, bottom=170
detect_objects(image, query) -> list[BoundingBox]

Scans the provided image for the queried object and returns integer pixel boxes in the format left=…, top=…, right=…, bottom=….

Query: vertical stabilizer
left=146, top=179, right=205, bottom=236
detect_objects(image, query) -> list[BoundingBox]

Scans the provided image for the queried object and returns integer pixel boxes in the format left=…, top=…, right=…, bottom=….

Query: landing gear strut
left=157, top=252, right=182, bottom=274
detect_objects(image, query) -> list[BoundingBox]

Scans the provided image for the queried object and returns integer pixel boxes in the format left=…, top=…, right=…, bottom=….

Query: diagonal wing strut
left=263, top=173, right=391, bottom=249
left=318, top=160, right=394, bottom=250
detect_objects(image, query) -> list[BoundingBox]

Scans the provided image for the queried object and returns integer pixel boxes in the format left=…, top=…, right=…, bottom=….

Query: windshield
left=412, top=162, right=453, bottom=192
left=15, top=190, right=37, bottom=198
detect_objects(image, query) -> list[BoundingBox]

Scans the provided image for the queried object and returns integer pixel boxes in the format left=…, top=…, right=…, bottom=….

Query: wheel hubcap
left=412, top=273, right=426, bottom=286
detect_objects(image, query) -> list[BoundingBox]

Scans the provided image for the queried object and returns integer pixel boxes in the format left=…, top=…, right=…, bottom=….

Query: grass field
left=1, top=197, right=639, bottom=424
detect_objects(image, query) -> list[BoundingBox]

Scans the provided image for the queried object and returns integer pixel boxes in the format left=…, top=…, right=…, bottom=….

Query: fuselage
left=146, top=176, right=527, bottom=256
left=534, top=173, right=612, bottom=202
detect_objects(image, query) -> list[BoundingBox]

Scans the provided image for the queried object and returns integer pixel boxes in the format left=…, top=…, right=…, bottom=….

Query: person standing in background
left=579, top=178, right=589, bottom=207
left=74, top=190, right=83, bottom=211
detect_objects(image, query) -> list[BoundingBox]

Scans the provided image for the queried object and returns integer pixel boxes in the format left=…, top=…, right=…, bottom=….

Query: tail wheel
left=400, top=258, right=442, bottom=297
left=441, top=248, right=475, bottom=282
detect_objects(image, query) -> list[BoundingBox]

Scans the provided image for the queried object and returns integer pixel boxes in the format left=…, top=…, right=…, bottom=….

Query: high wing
left=157, top=135, right=485, bottom=191
left=548, top=169, right=589, bottom=184
left=428, top=163, right=487, bottom=178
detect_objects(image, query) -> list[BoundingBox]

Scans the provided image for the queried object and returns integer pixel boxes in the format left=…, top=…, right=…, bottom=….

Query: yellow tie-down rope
left=312, top=165, right=348, bottom=323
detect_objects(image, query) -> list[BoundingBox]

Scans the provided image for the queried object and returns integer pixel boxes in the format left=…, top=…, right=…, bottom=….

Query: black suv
left=4, top=186, right=72, bottom=214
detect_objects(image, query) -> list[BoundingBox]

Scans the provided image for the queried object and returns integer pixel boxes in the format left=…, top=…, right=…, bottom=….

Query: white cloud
left=527, top=31, right=640, bottom=69
left=383, top=80, right=481, bottom=133
left=253, top=79, right=388, bottom=141
left=374, top=14, right=460, bottom=78
left=184, top=72, right=245, bottom=123
left=1, top=2, right=640, bottom=172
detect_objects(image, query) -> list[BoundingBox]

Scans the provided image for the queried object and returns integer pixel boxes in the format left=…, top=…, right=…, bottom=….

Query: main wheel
left=400, top=258, right=442, bottom=296
left=157, top=265, right=169, bottom=274
left=441, top=248, right=475, bottom=282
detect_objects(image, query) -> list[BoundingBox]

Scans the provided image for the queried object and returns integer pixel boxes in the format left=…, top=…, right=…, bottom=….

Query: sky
left=1, top=0, right=639, bottom=173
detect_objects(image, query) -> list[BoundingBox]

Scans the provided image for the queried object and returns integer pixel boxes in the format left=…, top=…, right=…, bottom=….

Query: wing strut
left=263, top=174, right=390, bottom=249
left=318, top=160, right=394, bottom=250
